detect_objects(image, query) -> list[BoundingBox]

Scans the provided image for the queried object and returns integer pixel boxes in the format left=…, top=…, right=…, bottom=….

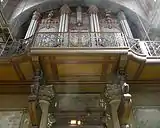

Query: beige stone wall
left=132, top=92, right=160, bottom=106
left=0, top=95, right=28, bottom=109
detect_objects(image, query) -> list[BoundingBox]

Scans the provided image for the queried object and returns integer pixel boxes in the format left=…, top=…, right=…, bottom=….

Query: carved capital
left=60, top=4, right=71, bottom=14
left=88, top=5, right=98, bottom=14
left=104, top=84, right=121, bottom=103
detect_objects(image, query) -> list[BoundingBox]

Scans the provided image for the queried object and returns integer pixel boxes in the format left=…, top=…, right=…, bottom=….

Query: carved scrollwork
left=35, top=33, right=61, bottom=47
left=69, top=32, right=91, bottom=47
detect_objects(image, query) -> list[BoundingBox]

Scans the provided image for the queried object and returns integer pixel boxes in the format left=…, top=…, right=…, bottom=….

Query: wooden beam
left=133, top=62, right=145, bottom=80
left=28, top=95, right=39, bottom=127
left=50, top=56, right=59, bottom=80
left=11, top=61, right=25, bottom=80
left=100, top=57, right=108, bottom=81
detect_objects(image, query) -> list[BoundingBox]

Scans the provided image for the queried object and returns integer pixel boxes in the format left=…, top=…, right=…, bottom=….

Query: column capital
left=39, top=85, right=55, bottom=102
left=32, top=11, right=41, bottom=20
left=88, top=5, right=98, bottom=14
left=60, top=4, right=71, bottom=14
left=104, top=84, right=121, bottom=103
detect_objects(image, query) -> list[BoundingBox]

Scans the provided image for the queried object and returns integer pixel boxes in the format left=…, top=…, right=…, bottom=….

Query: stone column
left=39, top=85, right=55, bottom=128
left=118, top=11, right=133, bottom=38
left=103, top=84, right=121, bottom=128
left=25, top=11, right=41, bottom=39
left=39, top=100, right=50, bottom=128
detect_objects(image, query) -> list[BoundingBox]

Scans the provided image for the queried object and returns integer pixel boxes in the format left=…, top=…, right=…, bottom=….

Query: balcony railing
left=0, top=36, right=33, bottom=57
left=33, top=32, right=127, bottom=48
left=0, top=31, right=160, bottom=58
left=145, top=41, right=160, bottom=56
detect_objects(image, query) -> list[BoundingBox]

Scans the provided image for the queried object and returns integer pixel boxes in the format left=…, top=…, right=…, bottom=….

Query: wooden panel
left=19, top=62, right=34, bottom=80
left=55, top=85, right=104, bottom=93
left=42, top=57, right=54, bottom=80
left=56, top=55, right=104, bottom=61
left=0, top=65, right=19, bottom=80
left=126, top=60, right=140, bottom=80
left=59, top=75, right=101, bottom=81
left=139, top=65, right=160, bottom=80
left=58, top=64, right=102, bottom=76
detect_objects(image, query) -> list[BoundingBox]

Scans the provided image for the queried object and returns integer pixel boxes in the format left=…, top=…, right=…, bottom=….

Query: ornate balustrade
left=0, top=32, right=160, bottom=58
left=33, top=32, right=126, bottom=48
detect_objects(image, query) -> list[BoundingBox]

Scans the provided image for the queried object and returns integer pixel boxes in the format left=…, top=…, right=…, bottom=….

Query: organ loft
left=0, top=0, right=160, bottom=128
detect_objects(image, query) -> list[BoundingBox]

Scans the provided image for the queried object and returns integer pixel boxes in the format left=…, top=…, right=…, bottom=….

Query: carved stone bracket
left=39, top=85, right=55, bottom=102
left=104, top=84, right=121, bottom=103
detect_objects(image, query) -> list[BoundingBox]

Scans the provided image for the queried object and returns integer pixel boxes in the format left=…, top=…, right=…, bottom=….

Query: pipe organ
left=26, top=5, right=132, bottom=48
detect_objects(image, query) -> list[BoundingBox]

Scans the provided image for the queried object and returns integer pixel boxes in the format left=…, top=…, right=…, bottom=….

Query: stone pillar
left=39, top=100, right=50, bottom=128
left=39, top=85, right=55, bottom=128
left=118, top=11, right=133, bottom=38
left=25, top=11, right=41, bottom=39
left=103, top=84, right=121, bottom=128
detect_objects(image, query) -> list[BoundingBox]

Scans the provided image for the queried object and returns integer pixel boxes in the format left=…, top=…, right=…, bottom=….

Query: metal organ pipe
left=24, top=11, right=40, bottom=40
left=64, top=14, right=68, bottom=32
left=90, top=14, right=94, bottom=32
left=77, top=6, right=82, bottom=25
left=93, top=13, right=100, bottom=41
left=61, top=13, right=65, bottom=33
left=30, top=20, right=37, bottom=37
left=118, top=11, right=133, bottom=38
left=95, top=14, right=100, bottom=36
left=58, top=5, right=71, bottom=45
left=58, top=14, right=63, bottom=33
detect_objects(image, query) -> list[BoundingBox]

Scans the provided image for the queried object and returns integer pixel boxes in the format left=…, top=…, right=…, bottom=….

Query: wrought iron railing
left=126, top=37, right=143, bottom=55
left=144, top=41, right=160, bottom=56
left=0, top=31, right=160, bottom=58
left=33, top=32, right=126, bottom=48
left=0, top=36, right=33, bottom=57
